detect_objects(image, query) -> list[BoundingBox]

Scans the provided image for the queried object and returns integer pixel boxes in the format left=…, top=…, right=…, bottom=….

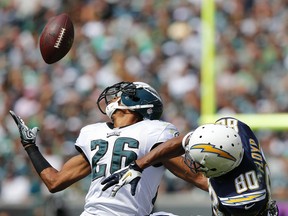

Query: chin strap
left=105, top=98, right=121, bottom=119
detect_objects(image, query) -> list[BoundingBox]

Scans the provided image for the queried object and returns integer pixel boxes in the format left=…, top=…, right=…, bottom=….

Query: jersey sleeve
left=75, top=127, right=86, bottom=149
left=74, top=125, right=92, bottom=158
left=144, top=121, right=179, bottom=154
left=157, top=123, right=179, bottom=143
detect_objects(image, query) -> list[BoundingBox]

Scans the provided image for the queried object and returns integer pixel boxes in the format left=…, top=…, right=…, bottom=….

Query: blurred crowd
left=0, top=0, right=288, bottom=211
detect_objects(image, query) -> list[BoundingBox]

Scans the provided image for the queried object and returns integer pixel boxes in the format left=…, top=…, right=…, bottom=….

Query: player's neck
left=112, top=111, right=142, bottom=128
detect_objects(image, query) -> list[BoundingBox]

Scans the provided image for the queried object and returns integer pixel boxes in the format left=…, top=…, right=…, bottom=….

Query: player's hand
left=101, top=161, right=143, bottom=197
left=268, top=200, right=279, bottom=216
left=9, top=110, right=39, bottom=147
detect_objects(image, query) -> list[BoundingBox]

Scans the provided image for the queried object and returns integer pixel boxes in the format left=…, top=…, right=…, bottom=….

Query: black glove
left=9, top=110, right=39, bottom=147
left=101, top=161, right=143, bottom=197
left=268, top=200, right=279, bottom=216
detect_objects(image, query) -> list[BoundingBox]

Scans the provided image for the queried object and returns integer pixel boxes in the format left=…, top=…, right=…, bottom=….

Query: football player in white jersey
left=10, top=81, right=207, bottom=216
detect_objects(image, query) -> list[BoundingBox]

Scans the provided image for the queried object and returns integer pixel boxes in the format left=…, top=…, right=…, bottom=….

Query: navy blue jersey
left=209, top=117, right=272, bottom=216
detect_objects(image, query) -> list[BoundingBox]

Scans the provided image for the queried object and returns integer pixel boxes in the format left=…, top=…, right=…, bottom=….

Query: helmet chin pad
left=105, top=98, right=121, bottom=119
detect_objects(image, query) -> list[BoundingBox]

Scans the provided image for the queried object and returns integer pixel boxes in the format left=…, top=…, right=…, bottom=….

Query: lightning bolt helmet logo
left=190, top=143, right=237, bottom=161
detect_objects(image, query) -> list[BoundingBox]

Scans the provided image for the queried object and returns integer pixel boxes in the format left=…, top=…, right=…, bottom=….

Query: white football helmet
left=183, top=124, right=244, bottom=178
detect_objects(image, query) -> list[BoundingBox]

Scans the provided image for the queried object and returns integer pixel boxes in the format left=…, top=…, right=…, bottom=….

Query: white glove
left=9, top=110, right=39, bottom=147
left=101, top=161, right=142, bottom=197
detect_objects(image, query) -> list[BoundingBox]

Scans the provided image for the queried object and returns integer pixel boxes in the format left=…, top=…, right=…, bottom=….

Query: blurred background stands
left=0, top=0, right=287, bottom=215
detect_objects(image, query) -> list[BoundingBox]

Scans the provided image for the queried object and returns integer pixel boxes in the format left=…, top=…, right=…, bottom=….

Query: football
left=39, top=13, right=74, bottom=64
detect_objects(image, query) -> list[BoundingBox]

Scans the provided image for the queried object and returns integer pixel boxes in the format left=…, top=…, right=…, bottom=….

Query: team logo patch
left=219, top=190, right=266, bottom=206
left=191, top=144, right=236, bottom=161
left=107, top=131, right=121, bottom=138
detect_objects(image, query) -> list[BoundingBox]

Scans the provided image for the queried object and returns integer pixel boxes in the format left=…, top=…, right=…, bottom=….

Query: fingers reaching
left=9, top=110, right=39, bottom=146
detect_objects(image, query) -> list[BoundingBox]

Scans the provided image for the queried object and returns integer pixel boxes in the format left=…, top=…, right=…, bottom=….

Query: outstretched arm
left=10, top=110, right=91, bottom=193
left=40, top=153, right=91, bottom=192
left=102, top=134, right=208, bottom=195
left=132, top=135, right=208, bottom=191
left=163, top=157, right=208, bottom=191
left=136, top=135, right=185, bottom=169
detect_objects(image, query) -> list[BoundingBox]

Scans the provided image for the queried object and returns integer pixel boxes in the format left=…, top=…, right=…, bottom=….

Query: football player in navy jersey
left=10, top=81, right=207, bottom=216
left=102, top=117, right=278, bottom=216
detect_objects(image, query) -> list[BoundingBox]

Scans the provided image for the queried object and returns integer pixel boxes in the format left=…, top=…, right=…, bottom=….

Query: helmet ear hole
left=121, top=82, right=163, bottom=120
left=132, top=96, right=140, bottom=102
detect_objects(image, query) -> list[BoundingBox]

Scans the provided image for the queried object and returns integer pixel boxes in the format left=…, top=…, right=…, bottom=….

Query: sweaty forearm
left=163, top=157, right=209, bottom=191
left=136, top=135, right=185, bottom=169
left=25, top=145, right=65, bottom=192
left=26, top=145, right=76, bottom=193
left=40, top=154, right=91, bottom=193
left=40, top=167, right=72, bottom=193
left=25, top=145, right=52, bottom=174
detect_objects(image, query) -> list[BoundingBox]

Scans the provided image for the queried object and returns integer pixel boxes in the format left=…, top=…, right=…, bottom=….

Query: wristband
left=25, top=145, right=52, bottom=174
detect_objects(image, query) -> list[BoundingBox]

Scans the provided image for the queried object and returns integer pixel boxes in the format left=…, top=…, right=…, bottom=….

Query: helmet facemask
left=97, top=82, right=134, bottom=109
left=97, top=82, right=136, bottom=119
left=184, top=152, right=210, bottom=175
left=183, top=132, right=209, bottom=176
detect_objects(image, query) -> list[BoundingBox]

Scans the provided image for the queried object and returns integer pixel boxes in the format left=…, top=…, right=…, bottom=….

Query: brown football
left=39, top=13, right=74, bottom=64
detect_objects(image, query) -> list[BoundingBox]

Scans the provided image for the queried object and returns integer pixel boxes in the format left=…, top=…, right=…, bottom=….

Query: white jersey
left=75, top=119, right=178, bottom=216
